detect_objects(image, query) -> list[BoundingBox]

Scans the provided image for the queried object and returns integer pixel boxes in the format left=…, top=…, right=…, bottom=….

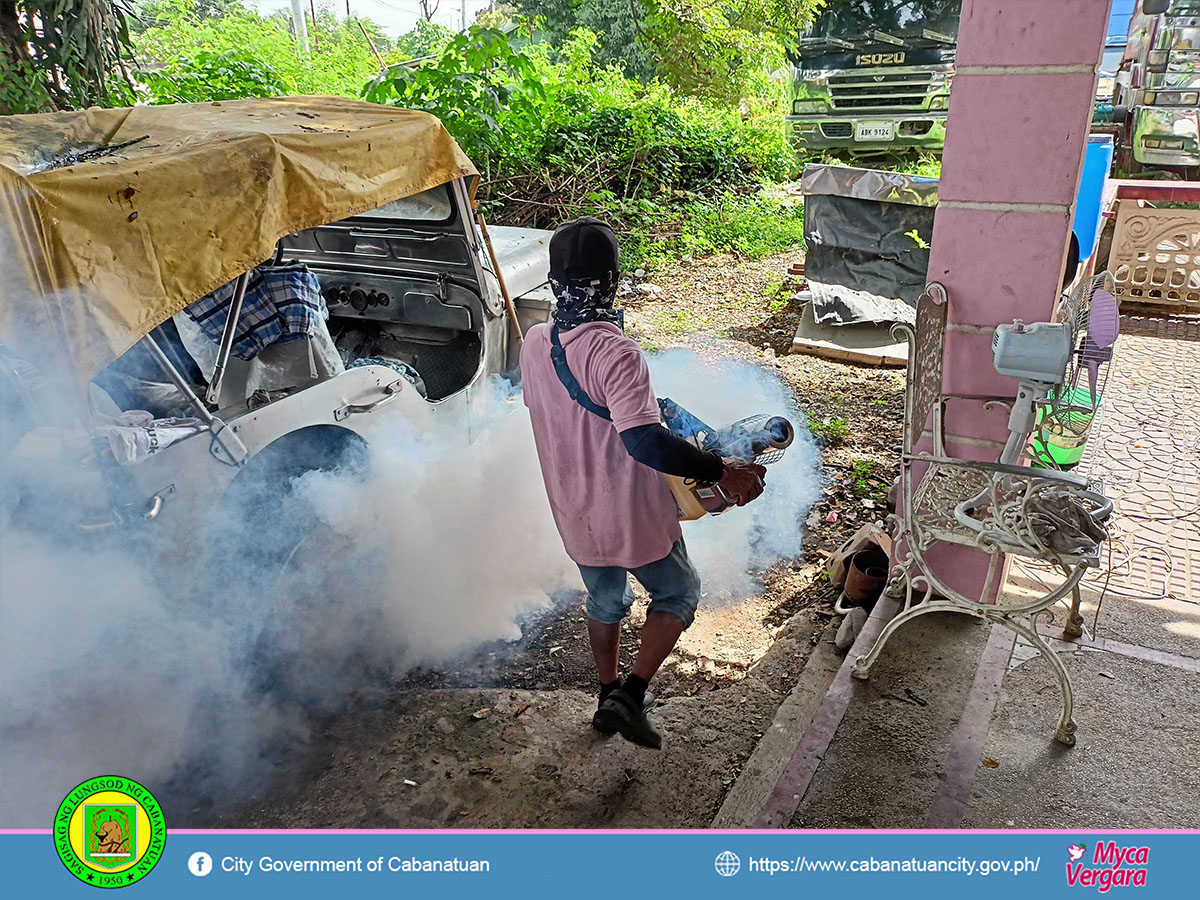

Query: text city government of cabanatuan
left=221, top=855, right=491, bottom=875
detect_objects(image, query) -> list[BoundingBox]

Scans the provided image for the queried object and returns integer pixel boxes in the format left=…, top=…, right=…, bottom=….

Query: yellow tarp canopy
left=0, top=96, right=478, bottom=383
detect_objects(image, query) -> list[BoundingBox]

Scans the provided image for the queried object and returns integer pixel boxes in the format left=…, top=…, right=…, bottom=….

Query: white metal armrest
left=907, top=454, right=1109, bottom=565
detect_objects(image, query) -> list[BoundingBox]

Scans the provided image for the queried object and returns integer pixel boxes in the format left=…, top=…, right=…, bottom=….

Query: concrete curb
left=713, top=596, right=902, bottom=828
left=711, top=618, right=844, bottom=827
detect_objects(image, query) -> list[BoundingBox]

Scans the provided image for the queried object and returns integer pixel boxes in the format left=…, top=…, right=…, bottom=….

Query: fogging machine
left=658, top=398, right=794, bottom=520
left=547, top=325, right=793, bottom=519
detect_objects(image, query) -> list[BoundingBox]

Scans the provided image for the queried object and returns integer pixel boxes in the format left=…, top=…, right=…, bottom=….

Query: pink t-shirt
left=520, top=321, right=682, bottom=568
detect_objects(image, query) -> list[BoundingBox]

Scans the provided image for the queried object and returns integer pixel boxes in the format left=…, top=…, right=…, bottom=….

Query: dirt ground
left=225, top=250, right=905, bottom=829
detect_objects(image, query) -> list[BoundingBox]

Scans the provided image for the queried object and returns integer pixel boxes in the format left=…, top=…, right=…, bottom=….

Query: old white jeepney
left=0, top=97, right=552, bottom=561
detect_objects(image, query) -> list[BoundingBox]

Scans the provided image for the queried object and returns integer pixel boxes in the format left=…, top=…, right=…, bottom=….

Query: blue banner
left=2, top=831, right=1193, bottom=899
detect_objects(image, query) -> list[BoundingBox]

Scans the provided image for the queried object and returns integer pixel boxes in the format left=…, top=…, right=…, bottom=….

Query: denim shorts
left=577, top=539, right=702, bottom=629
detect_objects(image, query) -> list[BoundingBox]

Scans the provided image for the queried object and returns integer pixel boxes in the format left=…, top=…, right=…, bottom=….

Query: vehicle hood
left=0, top=96, right=478, bottom=384
left=486, top=225, right=553, bottom=298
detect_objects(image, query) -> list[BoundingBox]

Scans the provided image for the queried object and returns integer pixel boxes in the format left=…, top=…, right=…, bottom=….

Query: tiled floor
left=1076, top=316, right=1199, bottom=607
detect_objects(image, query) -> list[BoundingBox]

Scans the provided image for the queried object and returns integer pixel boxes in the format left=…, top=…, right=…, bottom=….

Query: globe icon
left=714, top=850, right=741, bottom=877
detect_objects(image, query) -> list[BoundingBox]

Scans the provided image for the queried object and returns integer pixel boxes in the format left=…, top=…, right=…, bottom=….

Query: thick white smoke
left=290, top=377, right=578, bottom=665
left=647, top=349, right=824, bottom=600
left=0, top=374, right=573, bottom=826
left=0, top=338, right=819, bottom=827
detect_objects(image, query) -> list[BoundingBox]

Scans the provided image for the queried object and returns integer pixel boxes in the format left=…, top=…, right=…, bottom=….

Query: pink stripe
left=926, top=625, right=1016, bottom=827
left=5, top=828, right=1197, bottom=835
left=1037, top=625, right=1200, bottom=674
left=753, top=597, right=902, bottom=827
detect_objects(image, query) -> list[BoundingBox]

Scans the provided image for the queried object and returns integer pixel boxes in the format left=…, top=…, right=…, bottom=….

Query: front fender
left=109, top=366, right=436, bottom=547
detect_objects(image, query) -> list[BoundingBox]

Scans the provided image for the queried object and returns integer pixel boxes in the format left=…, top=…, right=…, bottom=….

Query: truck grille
left=828, top=72, right=933, bottom=110
left=821, top=122, right=853, bottom=138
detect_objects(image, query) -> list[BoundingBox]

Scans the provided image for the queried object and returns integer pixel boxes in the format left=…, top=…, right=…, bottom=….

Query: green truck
left=787, top=0, right=961, bottom=156
left=1102, top=0, right=1200, bottom=176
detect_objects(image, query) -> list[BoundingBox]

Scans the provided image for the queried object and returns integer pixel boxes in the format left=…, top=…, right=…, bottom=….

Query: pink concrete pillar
left=920, top=0, right=1113, bottom=600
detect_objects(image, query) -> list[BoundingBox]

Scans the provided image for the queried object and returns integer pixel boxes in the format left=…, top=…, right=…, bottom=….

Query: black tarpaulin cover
left=801, top=164, right=938, bottom=326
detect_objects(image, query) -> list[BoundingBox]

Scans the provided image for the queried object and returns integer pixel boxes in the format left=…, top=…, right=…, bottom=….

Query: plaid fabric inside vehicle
left=185, top=264, right=327, bottom=360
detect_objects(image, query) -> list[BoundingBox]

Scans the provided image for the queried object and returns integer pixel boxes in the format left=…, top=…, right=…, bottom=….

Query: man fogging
left=519, top=218, right=766, bottom=749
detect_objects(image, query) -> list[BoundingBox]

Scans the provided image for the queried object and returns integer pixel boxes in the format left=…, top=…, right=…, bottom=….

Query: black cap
left=549, top=217, right=619, bottom=285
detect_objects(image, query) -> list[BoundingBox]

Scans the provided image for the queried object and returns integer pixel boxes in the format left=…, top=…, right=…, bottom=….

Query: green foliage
left=515, top=0, right=826, bottom=101
left=73, top=3, right=810, bottom=272
left=762, top=273, right=790, bottom=313
left=137, top=48, right=287, bottom=103
left=650, top=308, right=699, bottom=335
left=642, top=0, right=826, bottom=101
left=363, top=27, right=547, bottom=168
left=850, top=459, right=889, bottom=503
left=515, top=0, right=654, bottom=81
left=680, top=189, right=805, bottom=261
left=132, top=0, right=243, bottom=31
left=766, top=278, right=795, bottom=314
left=818, top=151, right=942, bottom=180
left=849, top=459, right=876, bottom=496
left=363, top=25, right=803, bottom=268
left=905, top=228, right=930, bottom=250
left=1, top=1, right=137, bottom=114
left=394, top=19, right=455, bottom=61
left=907, top=154, right=943, bottom=179
left=133, top=0, right=388, bottom=98
left=808, top=413, right=850, bottom=446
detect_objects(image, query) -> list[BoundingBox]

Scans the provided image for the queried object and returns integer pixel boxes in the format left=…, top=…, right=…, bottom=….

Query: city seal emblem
left=54, top=776, right=166, bottom=888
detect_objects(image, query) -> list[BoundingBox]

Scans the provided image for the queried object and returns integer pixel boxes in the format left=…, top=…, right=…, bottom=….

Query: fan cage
left=1029, top=272, right=1118, bottom=468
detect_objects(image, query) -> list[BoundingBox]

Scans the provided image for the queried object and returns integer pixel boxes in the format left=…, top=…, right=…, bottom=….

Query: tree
left=394, top=18, right=454, bottom=60
left=418, top=0, right=440, bottom=22
left=475, top=1, right=516, bottom=28
left=1, top=1, right=137, bottom=114
left=515, top=0, right=653, bottom=81
left=133, top=1, right=392, bottom=97
left=513, top=0, right=825, bottom=99
left=132, top=0, right=245, bottom=31
left=811, top=1, right=960, bottom=37
left=641, top=1, right=828, bottom=100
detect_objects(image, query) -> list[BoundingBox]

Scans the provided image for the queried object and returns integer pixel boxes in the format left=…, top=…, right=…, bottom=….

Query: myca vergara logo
left=1066, top=841, right=1149, bottom=892
left=54, top=776, right=166, bottom=888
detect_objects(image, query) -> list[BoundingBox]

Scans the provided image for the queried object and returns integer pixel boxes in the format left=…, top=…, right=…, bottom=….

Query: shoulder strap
left=549, top=325, right=612, bottom=421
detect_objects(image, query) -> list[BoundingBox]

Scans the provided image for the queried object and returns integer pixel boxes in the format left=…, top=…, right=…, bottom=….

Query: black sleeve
left=620, top=424, right=725, bottom=482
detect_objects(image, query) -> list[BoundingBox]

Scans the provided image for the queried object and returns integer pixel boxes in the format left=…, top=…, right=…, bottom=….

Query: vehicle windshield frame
left=805, top=0, right=963, bottom=42
left=352, top=184, right=457, bottom=224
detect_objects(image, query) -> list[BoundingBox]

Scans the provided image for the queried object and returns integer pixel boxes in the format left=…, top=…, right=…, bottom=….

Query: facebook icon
left=188, top=851, right=213, bottom=877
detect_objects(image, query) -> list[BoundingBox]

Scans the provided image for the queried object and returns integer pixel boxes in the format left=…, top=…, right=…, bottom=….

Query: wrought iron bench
left=851, top=282, right=1114, bottom=746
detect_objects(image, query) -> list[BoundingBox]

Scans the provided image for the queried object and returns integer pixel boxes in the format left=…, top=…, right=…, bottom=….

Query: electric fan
left=1030, top=274, right=1121, bottom=469
left=953, top=273, right=1120, bottom=536
left=988, top=273, right=1120, bottom=468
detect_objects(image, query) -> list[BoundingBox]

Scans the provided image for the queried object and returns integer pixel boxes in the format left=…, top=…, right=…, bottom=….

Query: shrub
left=362, top=25, right=803, bottom=268
left=133, top=11, right=809, bottom=271
left=808, top=414, right=850, bottom=447
left=136, top=49, right=289, bottom=104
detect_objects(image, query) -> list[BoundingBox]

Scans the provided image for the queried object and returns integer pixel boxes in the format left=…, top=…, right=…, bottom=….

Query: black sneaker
left=593, top=690, right=655, bottom=734
left=592, top=687, right=662, bottom=749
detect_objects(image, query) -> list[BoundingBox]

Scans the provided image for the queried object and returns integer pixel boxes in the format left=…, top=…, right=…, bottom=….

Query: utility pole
left=290, top=0, right=310, bottom=57
left=461, top=0, right=467, bottom=31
